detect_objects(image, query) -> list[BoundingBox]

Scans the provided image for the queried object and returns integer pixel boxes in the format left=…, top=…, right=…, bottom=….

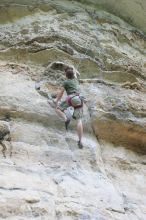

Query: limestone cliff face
left=0, top=1, right=146, bottom=220
left=77, top=0, right=146, bottom=34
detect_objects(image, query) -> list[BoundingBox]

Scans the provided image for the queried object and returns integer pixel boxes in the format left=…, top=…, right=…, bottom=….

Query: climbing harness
left=66, top=94, right=83, bottom=109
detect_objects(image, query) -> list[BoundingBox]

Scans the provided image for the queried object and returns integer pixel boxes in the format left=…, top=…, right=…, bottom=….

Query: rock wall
left=1, top=0, right=146, bottom=33
left=77, top=0, right=146, bottom=34
left=0, top=1, right=146, bottom=220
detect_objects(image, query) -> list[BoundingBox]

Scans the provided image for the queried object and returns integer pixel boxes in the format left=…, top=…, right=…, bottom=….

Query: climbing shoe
left=78, top=140, right=83, bottom=149
left=65, top=118, right=71, bottom=131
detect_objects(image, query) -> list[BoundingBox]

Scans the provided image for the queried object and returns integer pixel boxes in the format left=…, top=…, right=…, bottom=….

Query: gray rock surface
left=0, top=1, right=146, bottom=219
left=79, top=0, right=146, bottom=34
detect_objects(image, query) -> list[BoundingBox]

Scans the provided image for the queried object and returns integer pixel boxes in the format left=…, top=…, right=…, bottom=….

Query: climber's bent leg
left=56, top=100, right=71, bottom=130
left=56, top=108, right=67, bottom=121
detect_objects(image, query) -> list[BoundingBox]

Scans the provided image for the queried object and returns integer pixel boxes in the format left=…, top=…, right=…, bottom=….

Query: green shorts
left=59, top=100, right=83, bottom=119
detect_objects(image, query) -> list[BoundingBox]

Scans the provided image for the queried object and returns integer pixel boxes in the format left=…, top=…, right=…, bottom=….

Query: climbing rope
left=76, top=39, right=93, bottom=71
left=75, top=9, right=104, bottom=74
left=74, top=9, right=132, bottom=220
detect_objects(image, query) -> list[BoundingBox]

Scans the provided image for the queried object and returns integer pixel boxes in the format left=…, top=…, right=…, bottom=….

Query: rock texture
left=78, top=0, right=146, bottom=34
left=0, top=1, right=146, bottom=220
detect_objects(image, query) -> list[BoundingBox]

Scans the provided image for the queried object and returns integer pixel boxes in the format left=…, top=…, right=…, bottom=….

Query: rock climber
left=55, top=67, right=84, bottom=149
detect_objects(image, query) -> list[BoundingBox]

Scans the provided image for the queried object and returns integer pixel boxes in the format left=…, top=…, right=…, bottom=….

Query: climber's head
left=65, top=68, right=74, bottom=79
